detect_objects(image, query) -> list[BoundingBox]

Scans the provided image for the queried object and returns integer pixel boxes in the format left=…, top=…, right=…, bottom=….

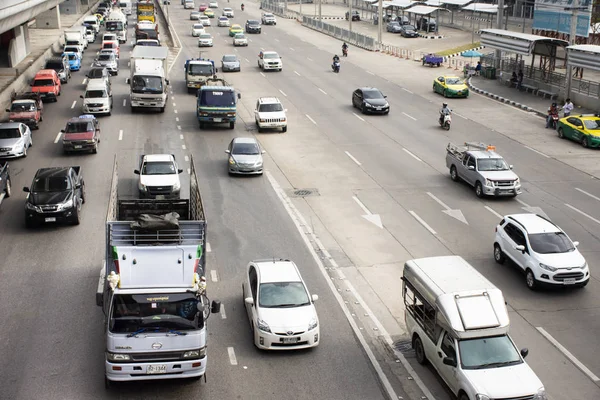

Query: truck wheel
left=475, top=181, right=484, bottom=198
left=160, top=106, right=165, bottom=113
left=5, top=177, right=11, bottom=197
left=282, top=126, right=287, bottom=133
left=493, top=244, right=506, bottom=264
left=104, top=376, right=111, bottom=389
left=413, top=336, right=427, bottom=365
left=199, top=122, right=204, bottom=129
left=450, top=166, right=459, bottom=182
left=229, top=121, right=235, bottom=129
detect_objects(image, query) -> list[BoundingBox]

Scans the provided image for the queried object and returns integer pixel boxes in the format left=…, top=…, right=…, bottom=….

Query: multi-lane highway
left=2, top=1, right=600, bottom=399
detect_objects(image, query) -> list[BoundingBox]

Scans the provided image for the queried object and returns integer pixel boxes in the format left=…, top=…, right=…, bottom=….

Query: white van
left=119, top=1, right=132, bottom=15
left=402, top=256, right=546, bottom=400
left=80, top=80, right=113, bottom=116
left=83, top=15, right=100, bottom=33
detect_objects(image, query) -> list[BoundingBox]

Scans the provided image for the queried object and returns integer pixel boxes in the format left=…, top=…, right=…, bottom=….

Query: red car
left=61, top=115, right=100, bottom=154
left=6, top=92, right=44, bottom=130
left=199, top=3, right=208, bottom=11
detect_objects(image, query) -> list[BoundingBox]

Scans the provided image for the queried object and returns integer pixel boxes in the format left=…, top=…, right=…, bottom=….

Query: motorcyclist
left=546, top=102, right=559, bottom=129
left=241, top=3, right=244, bottom=10
left=342, top=42, right=348, bottom=56
left=439, top=102, right=451, bottom=125
left=332, top=55, right=340, bottom=72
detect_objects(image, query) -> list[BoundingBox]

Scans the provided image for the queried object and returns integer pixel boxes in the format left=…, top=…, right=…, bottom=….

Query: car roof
left=0, top=122, right=23, bottom=128
left=86, top=81, right=108, bottom=89
left=504, top=214, right=560, bottom=234
left=35, top=69, right=57, bottom=76
left=359, top=87, right=381, bottom=92
left=254, top=260, right=302, bottom=284
left=233, top=137, right=258, bottom=145
left=144, top=154, right=173, bottom=162
left=257, top=97, right=281, bottom=104
left=67, top=117, right=94, bottom=124
left=12, top=99, right=35, bottom=104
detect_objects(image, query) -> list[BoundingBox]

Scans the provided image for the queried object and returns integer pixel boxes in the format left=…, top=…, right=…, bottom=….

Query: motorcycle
left=332, top=61, right=340, bottom=73
left=547, top=113, right=559, bottom=129
left=241, top=4, right=244, bottom=11
left=439, top=113, right=451, bottom=130
left=342, top=47, right=348, bottom=57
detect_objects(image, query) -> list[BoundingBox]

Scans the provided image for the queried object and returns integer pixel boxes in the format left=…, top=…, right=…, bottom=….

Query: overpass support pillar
left=35, top=7, right=62, bottom=29
left=59, top=0, right=82, bottom=15
left=3, top=24, right=31, bottom=67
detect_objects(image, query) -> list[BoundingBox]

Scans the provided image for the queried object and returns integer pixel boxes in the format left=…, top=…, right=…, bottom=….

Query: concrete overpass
left=0, top=0, right=93, bottom=68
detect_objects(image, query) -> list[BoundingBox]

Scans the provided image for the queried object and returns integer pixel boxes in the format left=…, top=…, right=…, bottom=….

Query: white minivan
left=83, top=15, right=100, bottom=33
left=119, top=1, right=132, bottom=15
left=80, top=80, right=113, bottom=116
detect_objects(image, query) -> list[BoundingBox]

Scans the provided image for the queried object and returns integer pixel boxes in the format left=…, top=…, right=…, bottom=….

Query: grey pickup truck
left=446, top=142, right=521, bottom=198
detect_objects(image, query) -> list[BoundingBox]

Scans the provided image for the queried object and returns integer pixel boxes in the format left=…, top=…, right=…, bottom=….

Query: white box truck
left=106, top=9, right=128, bottom=43
left=402, top=256, right=547, bottom=400
left=64, top=28, right=87, bottom=53
left=97, top=156, right=220, bottom=388
left=127, top=46, right=169, bottom=113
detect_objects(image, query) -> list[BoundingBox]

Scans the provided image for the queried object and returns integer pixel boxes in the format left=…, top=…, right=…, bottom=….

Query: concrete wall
left=59, top=0, right=81, bottom=15
left=35, top=6, right=61, bottom=29
left=8, top=24, right=29, bottom=67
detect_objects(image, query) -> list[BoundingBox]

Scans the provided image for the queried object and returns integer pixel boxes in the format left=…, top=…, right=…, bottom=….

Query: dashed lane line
left=402, top=148, right=422, bottom=162
left=180, top=134, right=184, bottom=140
left=345, top=151, right=362, bottom=166
left=353, top=113, right=365, bottom=122
left=318, top=88, right=327, bottom=95
left=182, top=144, right=186, bottom=150
left=122, top=99, right=126, bottom=107
left=279, top=89, right=287, bottom=97
left=174, top=110, right=178, bottom=114
left=70, top=100, right=76, bottom=109
left=409, top=211, right=437, bottom=235
left=82, top=78, right=87, bottom=85
left=54, top=132, right=62, bottom=144
left=184, top=155, right=189, bottom=162
left=366, top=71, right=374, bottom=75
left=177, top=125, right=182, bottom=130
left=210, top=269, right=218, bottom=282
left=244, top=58, right=249, bottom=63
left=402, top=112, right=417, bottom=121
left=565, top=203, right=600, bottom=225
left=524, top=145, right=550, bottom=158
left=402, top=88, right=413, bottom=94
left=305, top=114, right=317, bottom=125
left=576, top=188, right=600, bottom=202
left=118, top=130, right=123, bottom=141
left=294, top=70, right=301, bottom=76
left=220, top=304, right=227, bottom=319
left=227, top=347, right=238, bottom=365
left=206, top=242, right=211, bottom=252
left=289, top=47, right=294, bottom=51
left=260, top=72, right=265, bottom=77
left=176, top=117, right=179, bottom=122
left=484, top=206, right=503, bottom=219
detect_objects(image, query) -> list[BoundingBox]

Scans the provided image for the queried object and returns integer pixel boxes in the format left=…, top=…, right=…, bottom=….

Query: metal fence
left=302, top=16, right=376, bottom=50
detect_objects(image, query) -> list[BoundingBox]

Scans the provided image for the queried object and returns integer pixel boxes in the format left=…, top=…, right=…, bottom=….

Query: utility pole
left=564, top=5, right=586, bottom=99
left=299, top=0, right=302, bottom=20
left=377, top=0, right=383, bottom=46
left=318, top=0, right=321, bottom=20
left=349, top=0, right=353, bottom=32
left=495, top=0, right=505, bottom=69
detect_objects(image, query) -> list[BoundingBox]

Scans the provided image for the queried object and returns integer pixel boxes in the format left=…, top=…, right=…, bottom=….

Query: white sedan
left=198, top=33, right=213, bottom=47
left=242, top=259, right=320, bottom=350
left=191, top=23, right=206, bottom=36
left=209, top=1, right=218, bottom=8
left=199, top=15, right=211, bottom=26
left=217, top=16, right=230, bottom=27
left=223, top=7, right=234, bottom=18
left=233, top=33, right=248, bottom=46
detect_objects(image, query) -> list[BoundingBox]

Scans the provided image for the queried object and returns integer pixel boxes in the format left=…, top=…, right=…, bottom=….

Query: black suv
left=345, top=10, right=360, bottom=21
left=44, top=55, right=71, bottom=83
left=245, top=20, right=262, bottom=34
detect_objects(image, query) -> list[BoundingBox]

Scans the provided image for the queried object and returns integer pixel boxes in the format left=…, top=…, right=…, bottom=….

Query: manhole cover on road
left=287, top=188, right=320, bottom=198
left=394, top=339, right=414, bottom=354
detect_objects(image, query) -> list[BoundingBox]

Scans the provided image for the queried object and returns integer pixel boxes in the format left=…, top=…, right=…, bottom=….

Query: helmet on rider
left=551, top=102, right=557, bottom=107
left=442, top=103, right=448, bottom=108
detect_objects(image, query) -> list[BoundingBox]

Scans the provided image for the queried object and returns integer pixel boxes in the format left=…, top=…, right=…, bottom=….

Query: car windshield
left=264, top=14, right=273, bottom=17
left=132, top=76, right=163, bottom=94
left=263, top=53, right=279, bottom=59
left=363, top=90, right=384, bottom=99
left=65, top=121, right=94, bottom=133
left=404, top=25, right=416, bottom=30
left=199, top=34, right=212, bottom=39
left=248, top=20, right=260, bottom=25
left=109, top=293, right=202, bottom=333
left=389, top=22, right=399, bottom=26
left=477, top=158, right=509, bottom=171
left=85, top=90, right=107, bottom=98
left=98, top=54, right=113, bottom=61
left=223, top=55, right=237, bottom=62
left=459, top=335, right=522, bottom=370
left=32, top=79, right=55, bottom=87
left=11, top=103, right=35, bottom=112
left=32, top=176, right=71, bottom=192
left=259, top=282, right=310, bottom=308
left=68, top=54, right=78, bottom=61
left=220, top=17, right=228, bottom=20
left=445, top=77, right=463, bottom=85
left=193, top=24, right=204, bottom=29
left=232, top=142, right=259, bottom=155
left=234, top=34, right=245, bottom=39
left=200, top=90, right=236, bottom=107
left=102, top=43, right=116, bottom=50
left=106, top=21, right=123, bottom=30
left=583, top=119, right=600, bottom=130
left=88, top=69, right=106, bottom=79
left=259, top=103, right=283, bottom=112
left=224, top=8, right=232, bottom=11
left=189, top=64, right=213, bottom=75
left=528, top=232, right=575, bottom=254
left=142, top=161, right=176, bottom=175
left=191, top=12, right=200, bottom=16
left=0, top=128, right=21, bottom=139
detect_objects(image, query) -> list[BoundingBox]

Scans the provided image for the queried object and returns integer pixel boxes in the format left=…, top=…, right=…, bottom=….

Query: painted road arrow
left=515, top=198, right=548, bottom=218
left=352, top=196, right=383, bottom=229
left=426, top=192, right=469, bottom=225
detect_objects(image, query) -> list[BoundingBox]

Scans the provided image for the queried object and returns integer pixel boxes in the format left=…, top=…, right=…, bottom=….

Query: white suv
left=255, top=97, right=287, bottom=133
left=494, top=213, right=590, bottom=290
left=242, top=259, right=320, bottom=350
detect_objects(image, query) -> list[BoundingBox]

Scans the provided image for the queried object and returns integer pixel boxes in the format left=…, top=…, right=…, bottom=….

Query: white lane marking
left=172, top=96, right=175, bottom=100
left=275, top=38, right=279, bottom=42
left=307, top=57, right=313, bottom=61
left=524, top=145, right=550, bottom=158
left=70, top=100, right=77, bottom=109
left=516, top=198, right=531, bottom=207
left=537, top=327, right=600, bottom=382
left=177, top=125, right=182, bottom=130
left=279, top=89, right=287, bottom=97
left=227, top=347, right=238, bottom=365
left=402, top=112, right=417, bottom=121
left=427, top=192, right=453, bottom=210
left=182, top=144, right=186, bottom=150
left=409, top=211, right=437, bottom=235
left=453, top=112, right=466, bottom=119
left=484, top=206, right=503, bottom=219
left=124, top=78, right=127, bottom=84
left=53, top=132, right=62, bottom=144
left=187, top=168, right=191, bottom=174
left=118, top=129, right=123, bottom=141
left=260, top=72, right=265, bottom=77
left=402, top=88, right=413, bottom=94
left=289, top=47, right=294, bottom=51
left=173, top=103, right=176, bottom=107
left=366, top=70, right=374, bottom=75
left=184, top=155, right=189, bottom=162
left=353, top=113, right=365, bottom=122
left=305, top=114, right=317, bottom=125
left=176, top=117, right=179, bottom=122
left=174, top=110, right=178, bottom=114
left=265, top=171, right=408, bottom=400
left=180, top=134, right=184, bottom=140
left=576, top=188, right=600, bottom=202
left=353, top=196, right=371, bottom=215
left=206, top=242, right=211, bottom=252
left=318, top=88, right=327, bottom=95
left=345, top=151, right=362, bottom=166
left=127, top=61, right=130, bottom=67
left=82, top=78, right=87, bottom=85
left=402, top=148, right=422, bottom=162
left=294, top=70, right=301, bottom=76
left=565, top=203, right=600, bottom=225
left=210, top=269, right=218, bottom=282
left=220, top=303, right=227, bottom=319
left=244, top=58, right=249, bottom=63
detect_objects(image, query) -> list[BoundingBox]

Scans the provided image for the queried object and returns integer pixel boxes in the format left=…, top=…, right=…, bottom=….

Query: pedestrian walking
left=563, top=98, right=574, bottom=117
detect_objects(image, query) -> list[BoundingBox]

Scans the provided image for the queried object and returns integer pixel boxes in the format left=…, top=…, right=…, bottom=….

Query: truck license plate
left=74, top=145, right=82, bottom=149
left=213, top=118, right=222, bottom=122
left=563, top=278, right=576, bottom=285
left=147, top=365, right=167, bottom=374
left=282, top=337, right=298, bottom=344
left=45, top=217, right=56, bottom=222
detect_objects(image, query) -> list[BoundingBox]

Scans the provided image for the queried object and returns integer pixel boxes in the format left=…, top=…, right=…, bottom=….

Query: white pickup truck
left=446, top=142, right=521, bottom=198
left=134, top=154, right=183, bottom=199
left=258, top=51, right=282, bottom=71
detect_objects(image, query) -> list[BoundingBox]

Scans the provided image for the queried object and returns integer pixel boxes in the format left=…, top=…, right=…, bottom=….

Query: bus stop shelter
left=405, top=5, right=440, bottom=32
left=565, top=45, right=600, bottom=98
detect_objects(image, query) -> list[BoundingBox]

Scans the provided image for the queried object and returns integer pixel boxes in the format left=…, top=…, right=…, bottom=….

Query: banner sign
left=532, top=0, right=592, bottom=38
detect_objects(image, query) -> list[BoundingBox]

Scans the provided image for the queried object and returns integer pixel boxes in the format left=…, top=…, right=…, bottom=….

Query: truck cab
left=61, top=115, right=100, bottom=153
left=196, top=79, right=240, bottom=129
left=6, top=92, right=44, bottom=130
left=30, top=69, right=61, bottom=102
left=184, top=59, right=216, bottom=93
left=134, top=154, right=183, bottom=199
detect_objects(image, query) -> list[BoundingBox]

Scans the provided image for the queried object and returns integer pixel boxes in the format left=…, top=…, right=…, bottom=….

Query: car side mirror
left=384, top=95, right=387, bottom=98
left=165, top=79, right=170, bottom=85
left=225, top=150, right=230, bottom=154
left=210, top=300, right=221, bottom=313
left=572, top=241, right=579, bottom=247
left=284, top=108, right=288, bottom=112
left=5, top=109, right=9, bottom=112
left=215, top=67, right=218, bottom=73
left=244, top=297, right=254, bottom=306
left=133, top=169, right=140, bottom=175
left=261, top=150, right=266, bottom=154
left=509, top=165, right=514, bottom=170
left=177, top=169, right=183, bottom=174
left=75, top=183, right=82, bottom=189
left=442, top=356, right=457, bottom=367
left=515, top=244, right=526, bottom=252
left=467, top=165, right=475, bottom=170
left=23, top=187, right=30, bottom=193
left=311, top=294, right=319, bottom=302
left=60, top=129, right=65, bottom=133
left=80, top=95, right=84, bottom=99
left=520, top=348, right=529, bottom=359
left=237, top=93, right=241, bottom=99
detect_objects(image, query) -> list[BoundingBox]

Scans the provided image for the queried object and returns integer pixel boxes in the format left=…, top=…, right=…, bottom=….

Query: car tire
left=443, top=89, right=447, bottom=97
left=557, top=127, right=564, bottom=138
left=458, top=393, right=469, bottom=400
left=475, top=181, right=484, bottom=198
left=525, top=269, right=538, bottom=290
left=433, top=84, right=436, bottom=92
left=5, top=177, right=11, bottom=197
left=229, top=121, right=235, bottom=129
left=40, top=115, right=43, bottom=122
left=257, top=126, right=263, bottom=133
left=282, top=126, right=287, bottom=133
left=25, top=218, right=35, bottom=229
left=199, top=121, right=205, bottom=129
left=23, top=144, right=27, bottom=158
left=413, top=336, right=427, bottom=365
left=450, top=165, right=459, bottom=182
left=361, top=104, right=366, bottom=114
left=493, top=243, right=506, bottom=264
left=582, top=136, right=589, bottom=148
left=104, top=376, right=111, bottom=389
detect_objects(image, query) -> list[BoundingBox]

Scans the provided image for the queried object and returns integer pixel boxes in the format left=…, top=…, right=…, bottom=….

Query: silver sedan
left=0, top=122, right=33, bottom=158
left=221, top=54, right=241, bottom=72
left=226, top=137, right=265, bottom=175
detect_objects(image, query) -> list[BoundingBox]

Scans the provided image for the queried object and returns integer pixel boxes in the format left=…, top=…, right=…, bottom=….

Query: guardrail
left=155, top=1, right=181, bottom=48
left=260, top=2, right=301, bottom=20
left=301, top=16, right=376, bottom=51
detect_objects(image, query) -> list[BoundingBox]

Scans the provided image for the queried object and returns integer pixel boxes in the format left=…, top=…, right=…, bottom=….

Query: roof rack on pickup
left=447, top=142, right=496, bottom=157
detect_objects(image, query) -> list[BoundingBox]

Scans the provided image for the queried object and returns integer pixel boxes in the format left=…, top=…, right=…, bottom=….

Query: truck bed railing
left=109, top=221, right=204, bottom=245
left=447, top=142, right=495, bottom=158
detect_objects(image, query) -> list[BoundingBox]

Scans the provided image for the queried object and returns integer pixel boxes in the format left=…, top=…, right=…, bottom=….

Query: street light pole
left=564, top=6, right=585, bottom=99
left=378, top=0, right=383, bottom=45
left=318, top=0, right=321, bottom=20
left=495, top=0, right=505, bottom=69
left=349, top=0, right=353, bottom=32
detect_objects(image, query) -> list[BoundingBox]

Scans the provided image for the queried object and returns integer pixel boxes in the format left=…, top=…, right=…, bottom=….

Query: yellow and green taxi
left=229, top=24, right=243, bottom=37
left=557, top=114, right=600, bottom=148
left=204, top=9, right=215, bottom=18
left=433, top=75, right=469, bottom=98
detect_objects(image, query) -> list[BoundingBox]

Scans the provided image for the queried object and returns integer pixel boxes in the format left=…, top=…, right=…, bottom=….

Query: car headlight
left=57, top=198, right=74, bottom=211
left=183, top=347, right=206, bottom=358
left=25, top=202, right=40, bottom=212
left=172, top=181, right=181, bottom=191
left=539, top=263, right=557, bottom=272
left=254, top=160, right=263, bottom=167
left=139, top=183, right=148, bottom=192
left=106, top=352, right=131, bottom=361
left=533, top=388, right=548, bottom=400
left=581, top=262, right=588, bottom=270
left=484, top=179, right=494, bottom=187
left=308, top=317, right=318, bottom=331
left=515, top=178, right=521, bottom=185
left=229, top=157, right=236, bottom=165
left=257, top=318, right=271, bottom=333
left=475, top=395, right=491, bottom=400
left=365, top=103, right=373, bottom=108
